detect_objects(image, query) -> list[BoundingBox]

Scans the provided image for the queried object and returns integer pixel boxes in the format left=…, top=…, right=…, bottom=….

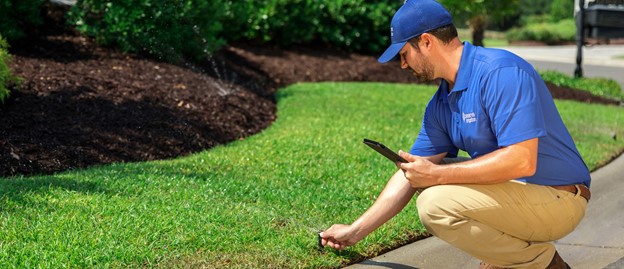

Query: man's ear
left=420, top=33, right=434, bottom=50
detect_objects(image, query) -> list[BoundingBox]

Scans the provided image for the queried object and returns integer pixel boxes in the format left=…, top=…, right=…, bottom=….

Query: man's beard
left=410, top=60, right=434, bottom=84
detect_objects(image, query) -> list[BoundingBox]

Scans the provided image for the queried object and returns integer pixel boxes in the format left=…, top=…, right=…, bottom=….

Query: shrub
left=222, top=0, right=318, bottom=46
left=70, top=0, right=259, bottom=59
left=219, top=0, right=396, bottom=54
left=0, top=35, right=20, bottom=103
left=68, top=0, right=225, bottom=62
left=69, top=0, right=398, bottom=60
left=317, top=1, right=396, bottom=53
left=0, top=0, right=46, bottom=41
left=506, top=19, right=576, bottom=44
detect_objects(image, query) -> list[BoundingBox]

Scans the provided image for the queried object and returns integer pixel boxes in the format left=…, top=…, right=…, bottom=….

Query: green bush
left=506, top=19, right=576, bottom=44
left=0, top=0, right=45, bottom=41
left=68, top=0, right=398, bottom=60
left=222, top=0, right=396, bottom=54
left=0, top=35, right=20, bottom=103
left=317, top=1, right=396, bottom=53
left=0, top=0, right=379, bottom=62
left=221, top=0, right=318, bottom=46
left=68, top=0, right=225, bottom=62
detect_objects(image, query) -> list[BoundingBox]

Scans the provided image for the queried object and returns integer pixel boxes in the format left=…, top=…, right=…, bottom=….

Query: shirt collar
left=450, top=41, right=475, bottom=93
left=439, top=80, right=450, bottom=104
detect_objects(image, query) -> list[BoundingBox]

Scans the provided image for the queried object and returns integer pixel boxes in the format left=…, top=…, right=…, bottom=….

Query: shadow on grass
left=0, top=175, right=108, bottom=213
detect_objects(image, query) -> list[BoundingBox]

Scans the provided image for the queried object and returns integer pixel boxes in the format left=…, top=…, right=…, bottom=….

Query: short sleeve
left=410, top=96, right=458, bottom=157
left=482, top=67, right=547, bottom=147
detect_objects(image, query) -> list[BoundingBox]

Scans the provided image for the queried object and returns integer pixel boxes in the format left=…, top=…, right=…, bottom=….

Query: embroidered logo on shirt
left=462, top=112, right=476, bottom=124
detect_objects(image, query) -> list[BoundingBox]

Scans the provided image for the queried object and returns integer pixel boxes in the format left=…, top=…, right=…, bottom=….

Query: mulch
left=0, top=31, right=619, bottom=178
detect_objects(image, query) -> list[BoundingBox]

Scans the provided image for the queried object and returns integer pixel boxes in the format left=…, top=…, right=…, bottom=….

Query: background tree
left=440, top=0, right=520, bottom=46
left=520, top=0, right=552, bottom=17
left=549, top=0, right=575, bottom=21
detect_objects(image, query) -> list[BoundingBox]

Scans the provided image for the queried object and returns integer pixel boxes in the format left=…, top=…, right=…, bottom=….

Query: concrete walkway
left=502, top=45, right=624, bottom=88
left=502, top=45, right=624, bottom=68
left=346, top=45, right=624, bottom=269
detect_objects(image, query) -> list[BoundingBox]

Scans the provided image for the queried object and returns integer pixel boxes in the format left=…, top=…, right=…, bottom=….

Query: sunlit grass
left=557, top=99, right=623, bottom=169
left=1, top=82, right=622, bottom=268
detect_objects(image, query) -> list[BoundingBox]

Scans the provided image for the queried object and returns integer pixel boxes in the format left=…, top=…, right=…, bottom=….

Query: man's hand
left=319, top=224, right=362, bottom=250
left=396, top=150, right=440, bottom=188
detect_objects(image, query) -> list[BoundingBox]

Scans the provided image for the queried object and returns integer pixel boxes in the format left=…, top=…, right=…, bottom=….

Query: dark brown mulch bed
left=1, top=32, right=618, bottom=178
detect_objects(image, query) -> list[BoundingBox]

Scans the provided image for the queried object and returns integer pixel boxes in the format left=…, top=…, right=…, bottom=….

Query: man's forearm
left=434, top=138, right=538, bottom=185
left=350, top=170, right=417, bottom=239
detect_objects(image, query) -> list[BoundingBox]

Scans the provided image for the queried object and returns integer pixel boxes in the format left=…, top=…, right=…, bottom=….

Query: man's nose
left=400, top=58, right=408, bottom=69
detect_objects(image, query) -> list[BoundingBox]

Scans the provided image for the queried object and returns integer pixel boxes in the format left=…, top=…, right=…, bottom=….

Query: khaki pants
left=416, top=165, right=588, bottom=268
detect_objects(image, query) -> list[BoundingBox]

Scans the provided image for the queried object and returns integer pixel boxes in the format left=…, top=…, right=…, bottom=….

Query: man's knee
left=416, top=185, right=463, bottom=233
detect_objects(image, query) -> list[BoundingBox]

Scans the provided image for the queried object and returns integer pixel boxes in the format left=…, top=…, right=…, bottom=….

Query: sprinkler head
left=317, top=231, right=324, bottom=252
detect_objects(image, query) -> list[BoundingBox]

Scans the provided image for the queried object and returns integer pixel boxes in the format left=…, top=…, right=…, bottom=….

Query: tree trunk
left=469, top=15, right=488, bottom=47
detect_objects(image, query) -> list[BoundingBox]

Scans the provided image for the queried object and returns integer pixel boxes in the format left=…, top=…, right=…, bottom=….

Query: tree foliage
left=440, top=0, right=520, bottom=46
left=519, top=0, right=552, bottom=16
left=549, top=0, right=575, bottom=21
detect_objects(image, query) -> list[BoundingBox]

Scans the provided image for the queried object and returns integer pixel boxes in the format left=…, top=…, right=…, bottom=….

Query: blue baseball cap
left=378, top=0, right=453, bottom=63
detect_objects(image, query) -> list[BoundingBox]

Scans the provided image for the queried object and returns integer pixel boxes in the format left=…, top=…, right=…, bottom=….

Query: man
left=319, top=0, right=591, bottom=268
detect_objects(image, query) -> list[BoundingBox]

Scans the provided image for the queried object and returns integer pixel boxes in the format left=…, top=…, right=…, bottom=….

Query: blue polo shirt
left=410, top=42, right=591, bottom=187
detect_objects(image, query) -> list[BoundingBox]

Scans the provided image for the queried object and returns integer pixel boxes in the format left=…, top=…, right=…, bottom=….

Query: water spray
left=191, top=25, right=239, bottom=97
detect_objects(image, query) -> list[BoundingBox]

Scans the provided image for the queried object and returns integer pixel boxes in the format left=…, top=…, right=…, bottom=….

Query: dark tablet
left=363, top=138, right=408, bottom=163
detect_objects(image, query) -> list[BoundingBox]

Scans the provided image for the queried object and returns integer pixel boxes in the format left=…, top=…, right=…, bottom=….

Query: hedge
left=221, top=0, right=397, bottom=54
left=1, top=1, right=397, bottom=63
left=67, top=0, right=225, bottom=63
left=67, top=0, right=398, bottom=61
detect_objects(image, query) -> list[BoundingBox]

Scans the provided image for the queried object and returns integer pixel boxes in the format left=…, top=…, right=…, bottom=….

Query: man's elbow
left=510, top=138, right=539, bottom=178
left=518, top=158, right=537, bottom=178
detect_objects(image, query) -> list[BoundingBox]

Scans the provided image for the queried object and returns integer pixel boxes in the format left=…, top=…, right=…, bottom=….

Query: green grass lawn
left=1, top=82, right=623, bottom=268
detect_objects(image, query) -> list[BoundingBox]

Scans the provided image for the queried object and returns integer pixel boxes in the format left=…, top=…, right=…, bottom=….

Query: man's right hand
left=319, top=168, right=431, bottom=251
left=319, top=224, right=361, bottom=250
